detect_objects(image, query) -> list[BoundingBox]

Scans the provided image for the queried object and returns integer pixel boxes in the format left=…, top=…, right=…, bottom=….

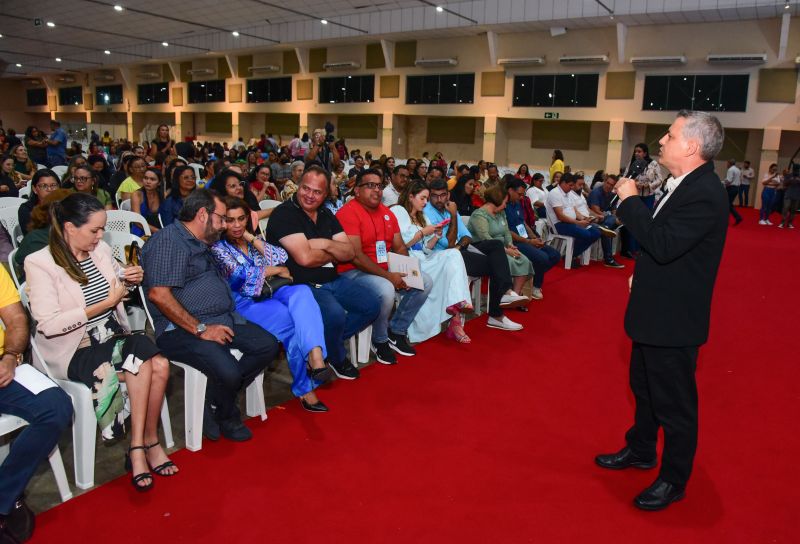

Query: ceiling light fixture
left=46, top=21, right=56, bottom=27
left=55, top=57, right=62, bottom=62
left=232, top=30, right=240, bottom=36
left=436, top=5, right=444, bottom=12
left=320, top=19, right=328, bottom=24
left=16, top=63, right=22, bottom=67
left=114, top=4, right=124, bottom=11
left=104, top=50, right=111, bottom=54
left=785, top=2, right=791, bottom=9
left=162, top=42, right=169, bottom=46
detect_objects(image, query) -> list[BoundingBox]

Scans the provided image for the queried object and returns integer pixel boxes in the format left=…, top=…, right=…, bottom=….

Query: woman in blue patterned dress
left=210, top=197, right=332, bottom=412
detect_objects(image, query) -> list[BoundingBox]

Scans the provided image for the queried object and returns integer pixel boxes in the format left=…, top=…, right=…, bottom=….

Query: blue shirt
left=423, top=202, right=470, bottom=250
left=159, top=196, right=183, bottom=226
left=504, top=201, right=526, bottom=236
left=46, top=128, right=67, bottom=165
left=588, top=186, right=614, bottom=212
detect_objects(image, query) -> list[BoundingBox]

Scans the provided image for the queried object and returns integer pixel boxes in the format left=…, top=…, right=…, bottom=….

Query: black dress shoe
left=633, top=478, right=685, bottom=511
left=300, top=398, right=329, bottom=413
left=595, top=446, right=657, bottom=470
left=202, top=401, right=221, bottom=441
left=2, top=498, right=34, bottom=542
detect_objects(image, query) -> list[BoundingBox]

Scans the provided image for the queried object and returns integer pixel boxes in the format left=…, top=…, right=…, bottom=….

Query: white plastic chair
left=103, top=232, right=147, bottom=330
left=0, top=414, right=72, bottom=502
left=0, top=197, right=26, bottom=208
left=543, top=217, right=589, bottom=270
left=348, top=326, right=373, bottom=366
left=18, top=184, right=31, bottom=199
left=0, top=206, right=22, bottom=249
left=138, top=287, right=267, bottom=452
left=188, top=163, right=203, bottom=183
left=36, top=163, right=48, bottom=171
left=7, top=248, right=21, bottom=290
left=51, top=165, right=68, bottom=180
left=119, top=198, right=132, bottom=211
left=257, top=199, right=282, bottom=234
left=20, top=284, right=174, bottom=489
left=105, top=209, right=151, bottom=236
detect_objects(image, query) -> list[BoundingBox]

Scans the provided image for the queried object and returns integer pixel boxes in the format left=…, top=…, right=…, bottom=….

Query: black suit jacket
left=617, top=161, right=728, bottom=347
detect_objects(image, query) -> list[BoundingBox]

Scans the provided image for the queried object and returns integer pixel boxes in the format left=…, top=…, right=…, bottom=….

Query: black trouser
left=726, top=185, right=742, bottom=222
left=625, top=343, right=699, bottom=488
left=459, top=239, right=512, bottom=318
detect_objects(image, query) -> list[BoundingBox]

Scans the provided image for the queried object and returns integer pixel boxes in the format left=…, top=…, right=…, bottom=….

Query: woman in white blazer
left=25, top=193, right=177, bottom=492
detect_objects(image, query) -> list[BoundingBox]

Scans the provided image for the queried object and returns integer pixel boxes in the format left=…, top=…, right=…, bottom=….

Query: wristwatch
left=195, top=323, right=207, bottom=336
left=3, top=352, right=23, bottom=366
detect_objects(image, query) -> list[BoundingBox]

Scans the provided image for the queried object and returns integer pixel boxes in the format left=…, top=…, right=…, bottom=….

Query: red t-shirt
left=336, top=200, right=399, bottom=273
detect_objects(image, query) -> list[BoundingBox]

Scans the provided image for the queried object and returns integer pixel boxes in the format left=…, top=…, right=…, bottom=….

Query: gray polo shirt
left=142, top=221, right=236, bottom=337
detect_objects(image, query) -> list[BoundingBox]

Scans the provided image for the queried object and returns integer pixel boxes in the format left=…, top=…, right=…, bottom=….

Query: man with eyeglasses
left=336, top=169, right=433, bottom=365
left=266, top=165, right=380, bottom=380
left=382, top=164, right=409, bottom=206
left=143, top=189, right=278, bottom=442
left=17, top=170, right=60, bottom=236
left=424, top=179, right=527, bottom=330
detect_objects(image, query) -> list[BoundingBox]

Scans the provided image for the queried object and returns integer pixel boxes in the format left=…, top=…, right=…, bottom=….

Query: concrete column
left=231, top=110, right=240, bottom=144
left=606, top=119, right=625, bottom=174
left=755, top=127, right=781, bottom=209
left=482, top=115, right=497, bottom=163
left=299, top=111, right=309, bottom=138
left=382, top=112, right=393, bottom=155
left=86, top=111, right=92, bottom=124
left=174, top=111, right=183, bottom=143
left=126, top=111, right=134, bottom=142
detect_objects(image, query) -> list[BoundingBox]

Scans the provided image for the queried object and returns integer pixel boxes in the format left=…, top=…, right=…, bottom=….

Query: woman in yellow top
left=116, top=156, right=147, bottom=203
left=549, top=149, right=565, bottom=181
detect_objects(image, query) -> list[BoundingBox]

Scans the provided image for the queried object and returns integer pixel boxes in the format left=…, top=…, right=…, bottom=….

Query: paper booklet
left=14, top=364, right=58, bottom=395
left=388, top=252, right=424, bottom=290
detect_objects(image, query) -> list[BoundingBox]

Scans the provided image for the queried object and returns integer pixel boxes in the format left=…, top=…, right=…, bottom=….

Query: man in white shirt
left=545, top=173, right=602, bottom=266
left=724, top=159, right=743, bottom=225
left=381, top=165, right=409, bottom=206
left=739, top=160, right=754, bottom=207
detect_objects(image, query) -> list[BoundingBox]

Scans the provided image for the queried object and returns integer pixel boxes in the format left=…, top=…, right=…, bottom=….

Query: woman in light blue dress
left=391, top=180, right=473, bottom=343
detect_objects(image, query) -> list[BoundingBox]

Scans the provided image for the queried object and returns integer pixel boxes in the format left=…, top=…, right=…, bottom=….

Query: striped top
left=78, top=257, right=112, bottom=327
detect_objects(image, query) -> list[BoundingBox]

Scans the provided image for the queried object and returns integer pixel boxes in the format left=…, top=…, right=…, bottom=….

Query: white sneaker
left=487, top=315, right=524, bottom=331
left=500, top=292, right=529, bottom=308
left=790, top=224, right=795, bottom=229
left=778, top=224, right=784, bottom=229
left=758, top=220, right=767, bottom=225
left=766, top=220, right=774, bottom=225
left=531, top=287, right=543, bottom=300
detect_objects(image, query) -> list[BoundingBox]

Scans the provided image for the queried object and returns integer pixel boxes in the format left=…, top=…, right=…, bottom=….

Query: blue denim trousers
left=516, top=243, right=561, bottom=288
left=554, top=222, right=601, bottom=258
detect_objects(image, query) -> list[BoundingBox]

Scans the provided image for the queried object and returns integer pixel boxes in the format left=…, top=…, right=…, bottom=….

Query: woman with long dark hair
left=208, top=169, right=271, bottom=229
left=159, top=165, right=195, bottom=225
left=627, top=143, right=663, bottom=209
left=24, top=126, right=49, bottom=166
left=25, top=193, right=177, bottom=491
left=130, top=167, right=164, bottom=233
left=515, top=163, right=532, bottom=185
left=451, top=175, right=477, bottom=216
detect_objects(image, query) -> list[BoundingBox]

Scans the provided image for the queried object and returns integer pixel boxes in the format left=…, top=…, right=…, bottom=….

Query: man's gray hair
left=677, top=110, right=724, bottom=161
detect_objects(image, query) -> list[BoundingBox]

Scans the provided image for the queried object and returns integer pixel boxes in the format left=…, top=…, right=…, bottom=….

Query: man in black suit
left=595, top=110, right=729, bottom=511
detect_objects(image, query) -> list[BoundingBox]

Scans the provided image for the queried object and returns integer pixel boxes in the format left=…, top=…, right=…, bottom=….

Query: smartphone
left=437, top=218, right=451, bottom=227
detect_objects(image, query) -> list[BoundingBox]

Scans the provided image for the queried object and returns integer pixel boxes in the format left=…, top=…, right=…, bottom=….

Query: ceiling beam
left=225, top=55, right=238, bottom=80
left=616, top=22, right=627, bottom=64
left=294, top=47, right=308, bottom=75
left=778, top=11, right=791, bottom=62
left=486, top=31, right=498, bottom=66
left=380, top=40, right=394, bottom=71
left=168, top=62, right=181, bottom=83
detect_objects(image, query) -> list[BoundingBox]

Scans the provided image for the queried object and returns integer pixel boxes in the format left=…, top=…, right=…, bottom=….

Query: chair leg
left=69, top=390, right=97, bottom=490
left=160, top=395, right=174, bottom=449
left=471, top=278, right=483, bottom=316
left=182, top=366, right=207, bottom=452
left=47, top=446, right=73, bottom=502
left=564, top=239, right=574, bottom=270
left=357, top=325, right=372, bottom=364
left=347, top=336, right=357, bottom=365
left=245, top=371, right=268, bottom=421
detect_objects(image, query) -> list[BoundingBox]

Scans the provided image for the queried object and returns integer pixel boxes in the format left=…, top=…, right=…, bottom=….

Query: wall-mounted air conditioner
left=414, top=58, right=458, bottom=67
left=559, top=55, right=609, bottom=65
left=322, top=61, right=360, bottom=70
left=706, top=53, right=767, bottom=64
left=93, top=73, right=116, bottom=82
left=630, top=56, right=687, bottom=67
left=497, top=57, right=546, bottom=67
left=187, top=68, right=215, bottom=76
left=56, top=76, right=76, bottom=83
left=137, top=71, right=161, bottom=79
left=248, top=65, right=280, bottom=73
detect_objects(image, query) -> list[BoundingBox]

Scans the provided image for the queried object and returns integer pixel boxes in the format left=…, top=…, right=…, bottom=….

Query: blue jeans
left=157, top=322, right=278, bottom=420
left=0, top=382, right=72, bottom=514
left=516, top=243, right=560, bottom=288
left=341, top=268, right=433, bottom=344
left=737, top=184, right=750, bottom=206
left=309, top=275, right=382, bottom=366
left=554, top=222, right=601, bottom=259
left=234, top=285, right=327, bottom=398
left=760, top=188, right=776, bottom=221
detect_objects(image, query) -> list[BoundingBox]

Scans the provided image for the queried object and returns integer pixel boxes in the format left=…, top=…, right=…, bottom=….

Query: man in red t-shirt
left=337, top=169, right=432, bottom=365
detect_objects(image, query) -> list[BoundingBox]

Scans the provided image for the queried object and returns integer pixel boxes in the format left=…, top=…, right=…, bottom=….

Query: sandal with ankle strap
left=145, top=442, right=178, bottom=477
left=125, top=446, right=154, bottom=492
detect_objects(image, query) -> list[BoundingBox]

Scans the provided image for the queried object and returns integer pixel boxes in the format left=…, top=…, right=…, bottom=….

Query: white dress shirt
left=653, top=172, right=689, bottom=217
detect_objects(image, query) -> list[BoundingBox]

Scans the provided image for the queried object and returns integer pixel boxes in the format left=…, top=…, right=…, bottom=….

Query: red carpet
left=34, top=209, right=799, bottom=543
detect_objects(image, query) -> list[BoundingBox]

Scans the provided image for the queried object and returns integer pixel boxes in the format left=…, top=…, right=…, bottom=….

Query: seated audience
left=451, top=175, right=478, bottom=216
left=525, top=173, right=548, bottom=219
left=265, top=166, right=378, bottom=380
left=468, top=183, right=534, bottom=305
left=210, top=197, right=332, bottom=412
left=10, top=145, right=35, bottom=182
left=504, top=179, right=561, bottom=300
left=382, top=164, right=410, bottom=207
left=545, top=173, right=603, bottom=267
left=515, top=164, right=532, bottom=185
left=143, top=189, right=279, bottom=441
left=18, top=169, right=60, bottom=236
left=0, top=156, right=23, bottom=198
left=71, top=166, right=113, bottom=209
left=159, top=165, right=196, bottom=226
left=0, top=266, right=72, bottom=543
left=325, top=174, right=345, bottom=215
left=336, top=169, right=432, bottom=365
left=130, top=167, right=163, bottom=234
left=425, top=179, right=527, bottom=331
left=575, top=176, right=624, bottom=268
left=391, top=180, right=473, bottom=343
left=208, top=170, right=270, bottom=230
left=116, top=156, right=148, bottom=203
left=26, top=193, right=176, bottom=491
left=447, top=164, right=470, bottom=191
left=15, top=189, right=73, bottom=273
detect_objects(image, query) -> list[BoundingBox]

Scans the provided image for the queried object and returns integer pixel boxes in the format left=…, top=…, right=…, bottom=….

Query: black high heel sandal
left=307, top=362, right=332, bottom=382
left=145, top=442, right=177, bottom=477
left=125, top=446, right=154, bottom=492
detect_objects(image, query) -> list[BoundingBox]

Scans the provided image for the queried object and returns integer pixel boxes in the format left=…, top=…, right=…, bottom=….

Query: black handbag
left=256, top=276, right=292, bottom=300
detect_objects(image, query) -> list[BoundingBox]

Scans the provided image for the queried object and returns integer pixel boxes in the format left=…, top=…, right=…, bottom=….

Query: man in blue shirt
left=45, top=120, right=67, bottom=168
left=424, top=179, right=526, bottom=331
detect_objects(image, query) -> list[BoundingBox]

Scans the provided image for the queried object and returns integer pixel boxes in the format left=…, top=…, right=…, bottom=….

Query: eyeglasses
left=73, top=176, right=92, bottom=183
left=35, top=183, right=59, bottom=190
left=358, top=182, right=381, bottom=190
left=210, top=211, right=227, bottom=222
left=430, top=192, right=449, bottom=200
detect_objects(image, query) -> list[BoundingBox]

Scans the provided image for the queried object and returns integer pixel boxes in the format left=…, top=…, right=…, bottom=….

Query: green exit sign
left=544, top=112, right=559, bottom=119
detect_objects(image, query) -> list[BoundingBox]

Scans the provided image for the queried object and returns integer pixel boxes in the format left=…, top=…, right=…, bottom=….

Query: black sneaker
left=388, top=331, right=416, bottom=356
left=202, top=400, right=221, bottom=441
left=329, top=359, right=360, bottom=380
left=604, top=259, right=625, bottom=269
left=220, top=418, right=253, bottom=442
left=371, top=341, right=398, bottom=365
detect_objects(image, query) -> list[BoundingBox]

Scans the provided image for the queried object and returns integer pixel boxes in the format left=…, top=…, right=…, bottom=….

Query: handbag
left=256, top=275, right=292, bottom=300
